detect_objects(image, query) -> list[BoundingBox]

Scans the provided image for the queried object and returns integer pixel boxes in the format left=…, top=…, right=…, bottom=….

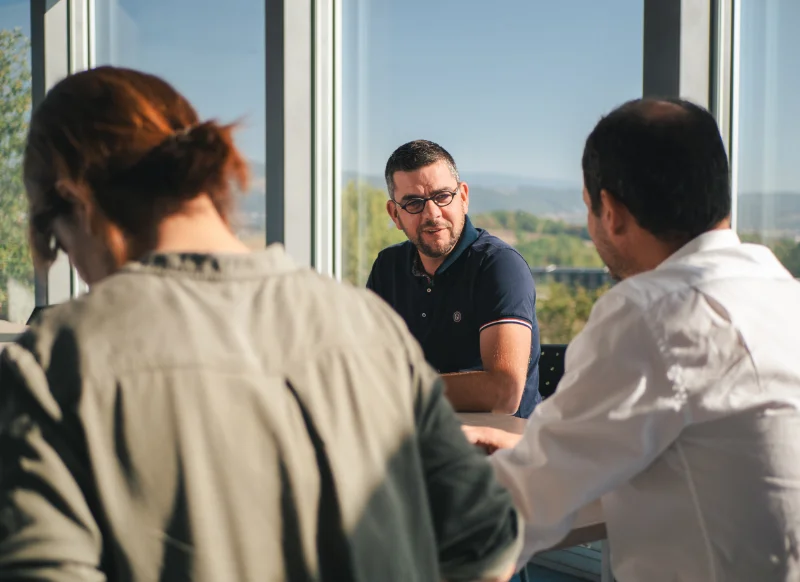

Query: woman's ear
left=54, top=179, right=94, bottom=235
left=52, top=179, right=130, bottom=280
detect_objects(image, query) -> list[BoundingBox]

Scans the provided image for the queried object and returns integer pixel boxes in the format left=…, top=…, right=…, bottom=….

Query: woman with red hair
left=0, top=66, right=520, bottom=582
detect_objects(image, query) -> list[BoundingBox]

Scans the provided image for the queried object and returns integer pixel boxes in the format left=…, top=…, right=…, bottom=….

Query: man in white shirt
left=465, top=98, right=800, bottom=582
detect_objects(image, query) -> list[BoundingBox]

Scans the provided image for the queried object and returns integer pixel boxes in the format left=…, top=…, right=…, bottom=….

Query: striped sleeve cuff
left=479, top=318, right=533, bottom=332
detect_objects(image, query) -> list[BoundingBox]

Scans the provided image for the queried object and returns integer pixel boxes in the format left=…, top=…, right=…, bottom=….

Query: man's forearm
left=441, top=370, right=522, bottom=414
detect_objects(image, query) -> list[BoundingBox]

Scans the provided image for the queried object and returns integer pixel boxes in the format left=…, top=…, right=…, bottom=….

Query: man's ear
left=460, top=181, right=469, bottom=214
left=386, top=198, right=403, bottom=230
left=599, top=189, right=630, bottom=237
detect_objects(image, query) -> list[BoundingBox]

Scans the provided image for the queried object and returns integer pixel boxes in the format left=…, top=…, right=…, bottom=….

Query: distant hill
left=238, top=160, right=266, bottom=214
left=238, top=167, right=585, bottom=224
left=238, top=163, right=800, bottom=236
left=468, top=184, right=583, bottom=223
left=737, top=192, right=800, bottom=235
left=339, top=171, right=586, bottom=224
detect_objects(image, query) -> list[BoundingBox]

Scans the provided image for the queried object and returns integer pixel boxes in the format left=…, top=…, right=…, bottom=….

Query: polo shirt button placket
left=423, top=277, right=432, bottom=317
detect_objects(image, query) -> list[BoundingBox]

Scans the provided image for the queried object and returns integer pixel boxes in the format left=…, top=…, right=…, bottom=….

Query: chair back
left=539, top=344, right=567, bottom=400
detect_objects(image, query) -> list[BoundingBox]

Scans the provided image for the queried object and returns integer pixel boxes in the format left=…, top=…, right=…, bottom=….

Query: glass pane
left=735, top=0, right=800, bottom=276
left=93, top=0, right=266, bottom=249
left=341, top=0, right=643, bottom=343
left=0, top=0, right=34, bottom=326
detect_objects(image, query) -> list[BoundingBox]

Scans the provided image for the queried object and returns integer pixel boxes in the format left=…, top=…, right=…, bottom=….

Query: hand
left=479, top=561, right=518, bottom=582
left=442, top=560, right=517, bottom=582
left=462, top=426, right=523, bottom=454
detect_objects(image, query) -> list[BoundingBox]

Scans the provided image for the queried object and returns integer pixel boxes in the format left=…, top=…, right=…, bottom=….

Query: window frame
left=31, top=0, right=729, bottom=294
left=32, top=0, right=85, bottom=307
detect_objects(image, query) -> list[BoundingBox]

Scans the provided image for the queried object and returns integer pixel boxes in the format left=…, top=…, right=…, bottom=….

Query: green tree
left=514, top=235, right=603, bottom=268
left=740, top=231, right=800, bottom=277
left=341, top=180, right=405, bottom=285
left=536, top=282, right=610, bottom=344
left=472, top=209, right=601, bottom=268
left=0, top=28, right=33, bottom=320
left=472, top=209, right=589, bottom=239
left=771, top=239, right=800, bottom=276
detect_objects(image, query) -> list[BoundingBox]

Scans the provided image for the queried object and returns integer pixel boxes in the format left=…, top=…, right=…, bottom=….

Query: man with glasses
left=367, top=140, right=541, bottom=418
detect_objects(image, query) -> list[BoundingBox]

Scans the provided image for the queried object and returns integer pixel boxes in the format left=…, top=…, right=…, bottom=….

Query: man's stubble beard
left=410, top=214, right=465, bottom=259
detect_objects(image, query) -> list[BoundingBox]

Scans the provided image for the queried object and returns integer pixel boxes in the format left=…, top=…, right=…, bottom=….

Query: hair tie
left=170, top=125, right=194, bottom=145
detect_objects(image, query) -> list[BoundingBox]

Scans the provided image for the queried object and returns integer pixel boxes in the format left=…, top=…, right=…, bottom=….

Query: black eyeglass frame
left=392, top=184, right=461, bottom=215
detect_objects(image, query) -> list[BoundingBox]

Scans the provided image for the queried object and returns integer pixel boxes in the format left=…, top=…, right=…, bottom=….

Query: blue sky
left=0, top=0, right=797, bottom=195
left=0, top=2, right=28, bottom=38
left=92, top=0, right=267, bottom=165
left=737, top=0, right=800, bottom=195
left=342, top=0, right=643, bottom=187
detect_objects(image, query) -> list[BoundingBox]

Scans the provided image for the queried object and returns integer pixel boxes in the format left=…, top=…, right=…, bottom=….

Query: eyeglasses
left=393, top=186, right=460, bottom=215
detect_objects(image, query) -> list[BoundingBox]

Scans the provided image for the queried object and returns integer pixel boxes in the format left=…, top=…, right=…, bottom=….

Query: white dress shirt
left=492, top=229, right=800, bottom=581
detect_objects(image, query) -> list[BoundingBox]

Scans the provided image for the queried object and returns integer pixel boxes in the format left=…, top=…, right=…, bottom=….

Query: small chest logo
left=453, top=311, right=462, bottom=323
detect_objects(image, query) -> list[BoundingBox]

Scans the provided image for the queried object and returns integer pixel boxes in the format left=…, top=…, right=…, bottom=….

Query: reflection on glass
left=341, top=0, right=643, bottom=342
left=735, top=0, right=800, bottom=276
left=93, top=0, right=267, bottom=249
left=0, top=1, right=34, bottom=324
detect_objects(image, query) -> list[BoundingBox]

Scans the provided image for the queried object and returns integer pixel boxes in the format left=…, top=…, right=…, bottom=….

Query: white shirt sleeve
left=491, top=290, right=688, bottom=564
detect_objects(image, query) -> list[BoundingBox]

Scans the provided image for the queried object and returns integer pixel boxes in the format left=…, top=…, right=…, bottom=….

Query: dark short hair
left=384, top=140, right=459, bottom=198
left=582, top=98, right=731, bottom=245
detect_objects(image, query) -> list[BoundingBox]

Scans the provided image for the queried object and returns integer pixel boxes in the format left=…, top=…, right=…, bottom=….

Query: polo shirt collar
left=410, top=215, right=480, bottom=278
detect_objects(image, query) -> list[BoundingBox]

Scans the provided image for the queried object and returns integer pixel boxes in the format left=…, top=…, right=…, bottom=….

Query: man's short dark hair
left=582, top=98, right=731, bottom=245
left=384, top=140, right=460, bottom=198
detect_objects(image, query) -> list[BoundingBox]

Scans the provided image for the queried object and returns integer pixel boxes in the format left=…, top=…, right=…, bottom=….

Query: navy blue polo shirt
left=367, top=216, right=541, bottom=418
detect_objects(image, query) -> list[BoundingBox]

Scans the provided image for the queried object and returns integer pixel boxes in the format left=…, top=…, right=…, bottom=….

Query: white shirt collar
left=659, top=228, right=741, bottom=268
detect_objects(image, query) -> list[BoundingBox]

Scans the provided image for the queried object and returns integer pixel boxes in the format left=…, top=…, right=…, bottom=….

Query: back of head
left=24, top=66, right=249, bottom=268
left=384, top=139, right=460, bottom=198
left=582, top=98, right=731, bottom=245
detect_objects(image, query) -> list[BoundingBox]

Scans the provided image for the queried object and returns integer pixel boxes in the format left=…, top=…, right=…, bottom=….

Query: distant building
left=531, top=266, right=612, bottom=290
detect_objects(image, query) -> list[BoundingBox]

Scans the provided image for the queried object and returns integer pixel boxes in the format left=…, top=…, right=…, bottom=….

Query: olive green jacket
left=0, top=246, right=520, bottom=581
